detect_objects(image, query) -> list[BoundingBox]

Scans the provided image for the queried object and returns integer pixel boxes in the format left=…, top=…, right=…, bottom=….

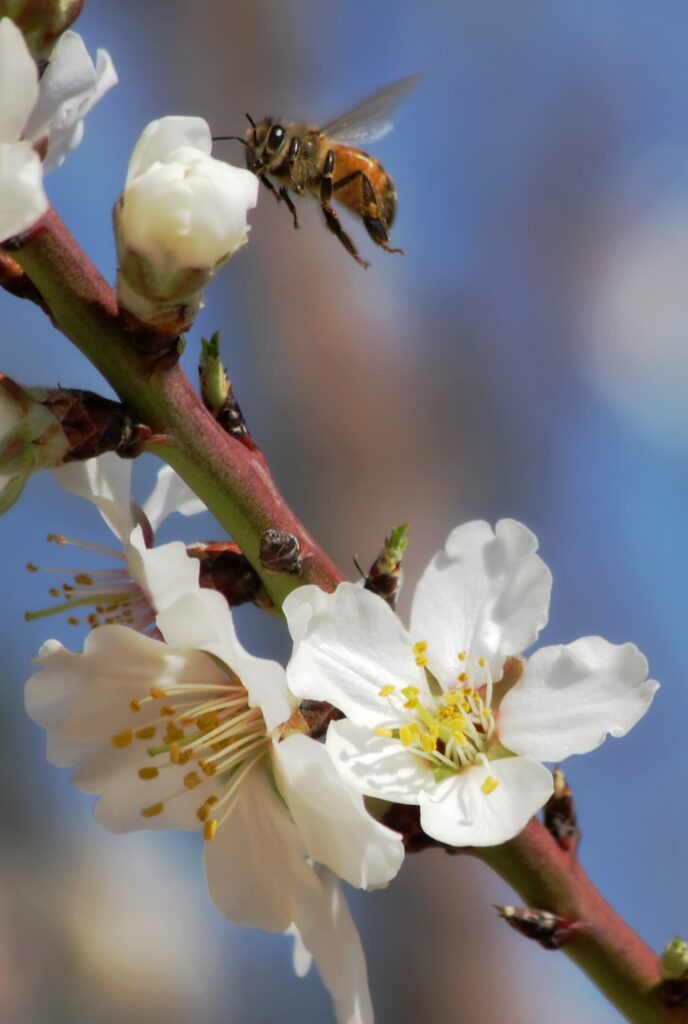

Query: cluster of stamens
left=26, top=533, right=155, bottom=632
left=375, top=640, right=498, bottom=792
left=111, top=676, right=270, bottom=840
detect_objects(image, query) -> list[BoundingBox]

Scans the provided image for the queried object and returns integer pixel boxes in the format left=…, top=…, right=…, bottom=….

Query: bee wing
left=320, top=75, right=422, bottom=143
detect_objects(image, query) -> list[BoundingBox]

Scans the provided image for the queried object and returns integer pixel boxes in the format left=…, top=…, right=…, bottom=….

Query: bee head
left=245, top=116, right=287, bottom=172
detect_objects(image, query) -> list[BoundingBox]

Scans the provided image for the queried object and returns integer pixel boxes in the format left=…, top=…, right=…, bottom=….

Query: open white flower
left=285, top=519, right=659, bottom=847
left=26, top=580, right=404, bottom=1024
left=0, top=18, right=116, bottom=240
left=114, top=116, right=258, bottom=329
left=27, top=452, right=207, bottom=632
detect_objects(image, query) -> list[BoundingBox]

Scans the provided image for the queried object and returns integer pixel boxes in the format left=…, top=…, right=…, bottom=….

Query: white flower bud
left=114, top=116, right=259, bottom=332
left=0, top=373, right=71, bottom=513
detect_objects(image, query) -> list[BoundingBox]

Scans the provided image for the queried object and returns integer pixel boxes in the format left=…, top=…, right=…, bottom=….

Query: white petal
left=126, top=116, right=211, bottom=185
left=25, top=33, right=118, bottom=171
left=498, top=637, right=659, bottom=762
left=0, top=140, right=47, bottom=241
left=157, top=589, right=291, bottom=729
left=203, top=765, right=323, bottom=932
left=419, top=756, right=553, bottom=847
left=293, top=868, right=374, bottom=1024
left=0, top=19, right=39, bottom=143
left=285, top=583, right=424, bottom=728
left=141, top=464, right=206, bottom=531
left=273, top=734, right=404, bottom=890
left=53, top=453, right=135, bottom=541
left=410, top=519, right=552, bottom=684
left=326, top=718, right=431, bottom=804
left=125, top=527, right=201, bottom=616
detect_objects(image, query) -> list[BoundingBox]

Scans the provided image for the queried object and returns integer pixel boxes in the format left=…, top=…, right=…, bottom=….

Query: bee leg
left=359, top=174, right=404, bottom=255
left=278, top=187, right=299, bottom=229
left=321, top=150, right=370, bottom=268
left=259, top=174, right=281, bottom=204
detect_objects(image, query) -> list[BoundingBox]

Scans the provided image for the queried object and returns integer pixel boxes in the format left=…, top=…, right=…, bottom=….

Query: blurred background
left=2, top=0, right=688, bottom=1020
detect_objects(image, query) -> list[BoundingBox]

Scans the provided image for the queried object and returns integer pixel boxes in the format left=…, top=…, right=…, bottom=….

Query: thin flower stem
left=473, top=819, right=679, bottom=1024
left=4, top=207, right=343, bottom=606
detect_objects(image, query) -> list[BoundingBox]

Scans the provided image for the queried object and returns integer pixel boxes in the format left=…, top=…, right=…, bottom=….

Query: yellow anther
left=67, top=617, right=78, bottom=626
left=138, top=767, right=159, bottom=780
left=179, top=749, right=192, bottom=765
left=135, top=725, right=156, bottom=740
left=184, top=771, right=201, bottom=790
left=161, top=706, right=176, bottom=717
left=202, top=762, right=217, bottom=777
left=481, top=775, right=499, bottom=796
left=379, top=684, right=396, bottom=697
left=412, top=640, right=428, bottom=655
left=198, top=712, right=220, bottom=730
left=204, top=819, right=218, bottom=841
left=170, top=742, right=181, bottom=764
left=453, top=730, right=468, bottom=747
left=421, top=733, right=437, bottom=754
left=150, top=687, right=167, bottom=699
left=130, top=699, right=141, bottom=713
left=459, top=672, right=468, bottom=682
left=458, top=651, right=466, bottom=661
left=26, top=562, right=38, bottom=572
left=111, top=729, right=132, bottom=749
left=404, top=697, right=419, bottom=709
left=478, top=657, right=486, bottom=667
left=141, top=801, right=164, bottom=818
left=399, top=723, right=420, bottom=747
left=401, top=686, right=420, bottom=698
left=415, top=654, right=429, bottom=667
left=375, top=727, right=393, bottom=738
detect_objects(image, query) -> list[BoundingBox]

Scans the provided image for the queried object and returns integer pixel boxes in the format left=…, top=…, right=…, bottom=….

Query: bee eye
left=267, top=125, right=285, bottom=152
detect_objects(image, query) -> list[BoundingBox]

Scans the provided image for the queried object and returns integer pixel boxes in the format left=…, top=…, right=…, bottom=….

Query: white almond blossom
left=26, top=573, right=404, bottom=1024
left=114, top=116, right=258, bottom=326
left=27, top=452, right=207, bottom=632
left=284, top=519, right=659, bottom=847
left=0, top=17, right=116, bottom=240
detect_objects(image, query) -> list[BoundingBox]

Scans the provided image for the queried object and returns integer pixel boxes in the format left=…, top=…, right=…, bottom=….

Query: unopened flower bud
left=0, top=372, right=70, bottom=512
left=362, top=522, right=409, bottom=609
left=114, top=117, right=259, bottom=334
left=660, top=938, right=688, bottom=981
left=496, top=905, right=580, bottom=950
left=0, top=374, right=150, bottom=513
left=0, top=0, right=83, bottom=62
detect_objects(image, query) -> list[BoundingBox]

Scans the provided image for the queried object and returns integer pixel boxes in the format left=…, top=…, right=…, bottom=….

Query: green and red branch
left=2, top=205, right=679, bottom=1023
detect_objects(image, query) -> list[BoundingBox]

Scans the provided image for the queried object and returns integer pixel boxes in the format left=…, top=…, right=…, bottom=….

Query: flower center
left=25, top=533, right=156, bottom=633
left=111, top=672, right=270, bottom=840
left=376, top=641, right=498, bottom=788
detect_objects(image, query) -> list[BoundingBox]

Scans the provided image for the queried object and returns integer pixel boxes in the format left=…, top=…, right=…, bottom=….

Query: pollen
left=204, top=819, right=218, bottom=841
left=112, top=729, right=133, bottom=748
left=135, top=725, right=156, bottom=740
left=481, top=775, right=499, bottom=795
left=150, top=687, right=167, bottom=699
left=415, top=654, right=429, bottom=667
left=399, top=723, right=420, bottom=747
left=184, top=771, right=201, bottom=790
left=141, top=801, right=165, bottom=818
left=458, top=672, right=468, bottom=682
left=138, top=767, right=159, bottom=780
left=379, top=684, right=396, bottom=697
left=130, top=699, right=141, bottom=712
left=412, top=641, right=428, bottom=655
left=458, top=651, right=466, bottom=661
left=478, top=657, right=486, bottom=667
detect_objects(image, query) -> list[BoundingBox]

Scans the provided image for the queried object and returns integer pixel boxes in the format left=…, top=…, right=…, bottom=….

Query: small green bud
left=660, top=938, right=688, bottom=981
left=199, top=332, right=230, bottom=416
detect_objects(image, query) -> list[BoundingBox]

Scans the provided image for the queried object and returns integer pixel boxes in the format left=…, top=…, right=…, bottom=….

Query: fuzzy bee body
left=229, top=77, right=418, bottom=267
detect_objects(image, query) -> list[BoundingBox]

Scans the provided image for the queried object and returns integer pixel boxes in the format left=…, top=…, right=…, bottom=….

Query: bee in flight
left=217, top=76, right=419, bottom=268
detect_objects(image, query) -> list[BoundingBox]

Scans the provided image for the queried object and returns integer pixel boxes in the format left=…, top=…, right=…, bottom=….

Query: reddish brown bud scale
left=260, top=529, right=303, bottom=575
left=544, top=767, right=580, bottom=854
left=41, top=388, right=151, bottom=460
left=187, top=541, right=271, bottom=609
left=496, top=905, right=581, bottom=950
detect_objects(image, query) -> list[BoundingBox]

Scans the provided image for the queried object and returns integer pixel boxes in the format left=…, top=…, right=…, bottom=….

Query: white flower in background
left=27, top=452, right=207, bottom=632
left=0, top=16, right=47, bottom=239
left=285, top=519, right=659, bottom=847
left=26, top=578, right=404, bottom=1024
left=0, top=17, right=116, bottom=240
left=114, top=116, right=259, bottom=330
left=25, top=29, right=117, bottom=171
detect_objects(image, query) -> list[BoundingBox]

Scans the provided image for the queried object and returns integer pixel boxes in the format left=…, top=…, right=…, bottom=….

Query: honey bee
left=218, top=76, right=419, bottom=268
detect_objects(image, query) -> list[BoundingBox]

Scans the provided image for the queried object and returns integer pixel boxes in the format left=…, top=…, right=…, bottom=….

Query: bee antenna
left=245, top=112, right=257, bottom=129
left=212, top=135, right=248, bottom=146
